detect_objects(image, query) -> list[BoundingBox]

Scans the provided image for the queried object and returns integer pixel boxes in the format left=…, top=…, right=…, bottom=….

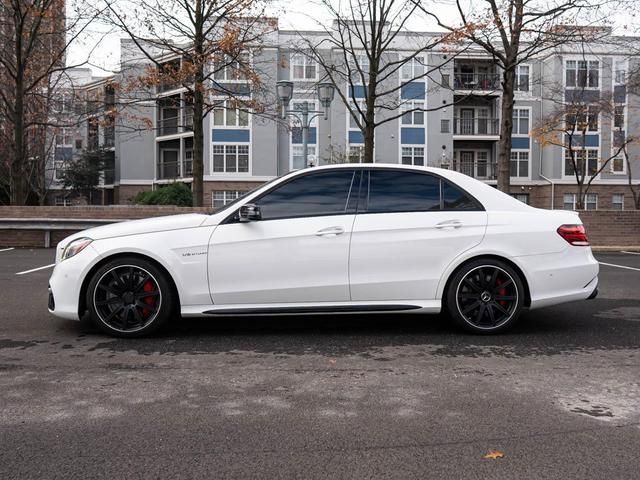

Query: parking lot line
left=599, top=261, right=640, bottom=272
left=0, top=247, right=15, bottom=253
left=16, top=263, right=55, bottom=275
left=621, top=251, right=640, bottom=255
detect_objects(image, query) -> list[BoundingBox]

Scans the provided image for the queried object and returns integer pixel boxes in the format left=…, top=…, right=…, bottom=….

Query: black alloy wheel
left=87, top=257, right=175, bottom=337
left=446, top=260, right=524, bottom=333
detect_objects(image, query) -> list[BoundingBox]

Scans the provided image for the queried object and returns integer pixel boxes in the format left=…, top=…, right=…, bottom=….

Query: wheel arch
left=440, top=254, right=531, bottom=309
left=78, top=252, right=181, bottom=319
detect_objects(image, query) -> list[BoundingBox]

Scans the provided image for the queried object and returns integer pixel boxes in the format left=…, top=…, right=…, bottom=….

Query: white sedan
left=48, top=164, right=599, bottom=337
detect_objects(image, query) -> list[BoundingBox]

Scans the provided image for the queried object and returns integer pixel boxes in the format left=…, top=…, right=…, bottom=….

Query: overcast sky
left=67, top=0, right=631, bottom=76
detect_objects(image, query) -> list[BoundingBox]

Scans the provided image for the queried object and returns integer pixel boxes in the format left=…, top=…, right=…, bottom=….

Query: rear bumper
left=587, top=284, right=598, bottom=300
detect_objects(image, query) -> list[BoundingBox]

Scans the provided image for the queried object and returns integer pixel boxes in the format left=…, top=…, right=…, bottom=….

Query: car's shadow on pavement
left=62, top=298, right=640, bottom=358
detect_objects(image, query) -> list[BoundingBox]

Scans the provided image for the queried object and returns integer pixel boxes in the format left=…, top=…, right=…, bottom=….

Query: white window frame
left=290, top=144, right=318, bottom=170
left=563, top=193, right=576, bottom=210
left=211, top=143, right=251, bottom=174
left=212, top=51, right=251, bottom=82
left=565, top=58, right=600, bottom=89
left=212, top=190, right=245, bottom=209
left=347, top=145, right=365, bottom=163
left=54, top=161, right=67, bottom=181
left=610, top=155, right=626, bottom=175
left=515, top=64, right=530, bottom=93
left=400, top=146, right=425, bottom=166
left=290, top=53, right=318, bottom=81
left=212, top=99, right=250, bottom=127
left=512, top=107, right=530, bottom=136
left=347, top=100, right=366, bottom=131
left=510, top=149, right=530, bottom=178
left=613, top=58, right=628, bottom=86
left=349, top=52, right=370, bottom=82
left=54, top=194, right=72, bottom=206
left=290, top=99, right=319, bottom=128
left=55, top=127, right=73, bottom=146
left=563, top=148, right=599, bottom=178
left=585, top=193, right=598, bottom=210
left=401, top=101, right=425, bottom=126
left=400, top=55, right=425, bottom=81
left=612, top=193, right=624, bottom=210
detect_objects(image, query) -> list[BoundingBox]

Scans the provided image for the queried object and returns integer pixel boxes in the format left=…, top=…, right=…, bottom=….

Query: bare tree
left=297, top=0, right=452, bottom=164
left=413, top=0, right=619, bottom=193
left=0, top=0, right=101, bottom=204
left=532, top=78, right=634, bottom=209
left=101, top=0, right=275, bottom=207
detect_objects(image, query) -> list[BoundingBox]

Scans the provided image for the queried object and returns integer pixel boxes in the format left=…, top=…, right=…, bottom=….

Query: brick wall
left=0, top=206, right=638, bottom=248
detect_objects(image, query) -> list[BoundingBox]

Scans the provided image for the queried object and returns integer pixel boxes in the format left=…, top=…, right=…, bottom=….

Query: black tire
left=446, top=258, right=525, bottom=334
left=86, top=256, right=176, bottom=338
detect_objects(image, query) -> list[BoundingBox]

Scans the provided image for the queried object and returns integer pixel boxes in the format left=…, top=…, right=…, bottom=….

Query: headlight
left=61, top=237, right=93, bottom=261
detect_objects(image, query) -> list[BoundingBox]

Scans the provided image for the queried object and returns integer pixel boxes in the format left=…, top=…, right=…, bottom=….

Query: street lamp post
left=276, top=81, right=335, bottom=168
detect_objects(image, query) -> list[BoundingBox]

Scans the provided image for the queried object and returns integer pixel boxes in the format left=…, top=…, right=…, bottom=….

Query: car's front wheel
left=86, top=257, right=175, bottom=337
left=446, top=259, right=524, bottom=334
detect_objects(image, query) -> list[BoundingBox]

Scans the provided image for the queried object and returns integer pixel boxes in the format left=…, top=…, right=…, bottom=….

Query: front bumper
left=48, top=244, right=102, bottom=321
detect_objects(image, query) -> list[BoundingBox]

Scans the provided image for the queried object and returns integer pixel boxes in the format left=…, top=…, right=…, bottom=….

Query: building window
left=611, top=156, right=625, bottom=174
left=213, top=52, right=250, bottom=81
left=290, top=53, right=317, bottom=80
left=565, top=105, right=599, bottom=132
left=563, top=193, right=576, bottom=210
left=612, top=193, right=624, bottom=210
left=614, top=105, right=625, bottom=130
left=55, top=128, right=72, bottom=146
left=512, top=108, right=529, bottom=135
left=511, top=193, right=530, bottom=205
left=213, top=100, right=249, bottom=127
left=54, top=195, right=71, bottom=206
left=515, top=65, right=530, bottom=92
left=401, top=146, right=424, bottom=166
left=401, top=56, right=424, bottom=80
left=564, top=149, right=598, bottom=177
left=212, top=190, right=246, bottom=209
left=349, top=53, right=370, bottom=80
left=54, top=161, right=67, bottom=180
left=74, top=139, right=83, bottom=150
left=440, top=119, right=450, bottom=133
left=212, top=144, right=249, bottom=173
left=566, top=60, right=599, bottom=88
left=348, top=145, right=365, bottom=163
left=585, top=193, right=598, bottom=210
left=510, top=150, right=529, bottom=177
left=184, top=149, right=193, bottom=176
left=401, top=101, right=424, bottom=125
left=291, top=100, right=319, bottom=127
left=348, top=101, right=366, bottom=129
left=614, top=59, right=627, bottom=85
left=291, top=145, right=317, bottom=170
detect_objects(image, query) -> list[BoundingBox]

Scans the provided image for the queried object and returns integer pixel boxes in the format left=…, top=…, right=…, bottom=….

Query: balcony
left=158, top=116, right=179, bottom=136
left=451, top=152, right=497, bottom=180
left=453, top=117, right=500, bottom=137
left=102, top=169, right=115, bottom=185
left=157, top=161, right=180, bottom=180
left=453, top=73, right=500, bottom=91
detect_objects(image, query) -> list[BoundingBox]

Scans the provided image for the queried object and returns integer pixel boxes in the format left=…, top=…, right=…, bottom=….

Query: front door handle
left=315, top=226, right=345, bottom=236
left=435, top=220, right=463, bottom=229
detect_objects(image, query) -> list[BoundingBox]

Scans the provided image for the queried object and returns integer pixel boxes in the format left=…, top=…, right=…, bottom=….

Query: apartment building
left=48, top=25, right=640, bottom=211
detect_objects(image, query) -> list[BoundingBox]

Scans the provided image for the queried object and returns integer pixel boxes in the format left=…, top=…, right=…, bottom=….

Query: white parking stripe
left=599, top=262, right=640, bottom=272
left=621, top=251, right=640, bottom=255
left=0, top=248, right=15, bottom=253
left=15, top=263, right=55, bottom=275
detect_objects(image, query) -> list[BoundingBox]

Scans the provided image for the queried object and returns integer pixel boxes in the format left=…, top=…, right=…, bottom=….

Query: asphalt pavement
left=0, top=248, right=638, bottom=479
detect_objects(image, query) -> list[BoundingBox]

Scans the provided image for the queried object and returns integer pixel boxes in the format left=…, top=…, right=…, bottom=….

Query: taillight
left=557, top=224, right=589, bottom=246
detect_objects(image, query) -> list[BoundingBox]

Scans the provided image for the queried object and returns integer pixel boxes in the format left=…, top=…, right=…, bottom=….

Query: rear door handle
left=315, top=226, right=345, bottom=236
left=435, top=220, right=463, bottom=229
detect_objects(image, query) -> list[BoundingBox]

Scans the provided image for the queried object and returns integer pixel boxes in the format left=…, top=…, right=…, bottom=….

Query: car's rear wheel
left=86, top=257, right=175, bottom=337
left=446, top=259, right=524, bottom=334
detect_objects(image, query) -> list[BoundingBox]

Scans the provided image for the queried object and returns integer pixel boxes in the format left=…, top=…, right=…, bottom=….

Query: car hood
left=61, top=213, right=210, bottom=244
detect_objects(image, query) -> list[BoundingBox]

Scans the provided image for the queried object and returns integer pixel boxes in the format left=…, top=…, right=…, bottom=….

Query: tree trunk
left=191, top=2, right=204, bottom=208
left=363, top=122, right=375, bottom=163
left=497, top=67, right=516, bottom=193
left=11, top=77, right=26, bottom=205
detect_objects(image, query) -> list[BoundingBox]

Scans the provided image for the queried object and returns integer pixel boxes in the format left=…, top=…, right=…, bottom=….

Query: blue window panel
left=212, top=129, right=250, bottom=142
left=291, top=127, right=317, bottom=144
left=401, top=128, right=425, bottom=144
left=511, top=137, right=530, bottom=149
left=401, top=82, right=425, bottom=100
left=350, top=85, right=366, bottom=98
left=349, top=130, right=364, bottom=144
left=563, top=134, right=599, bottom=147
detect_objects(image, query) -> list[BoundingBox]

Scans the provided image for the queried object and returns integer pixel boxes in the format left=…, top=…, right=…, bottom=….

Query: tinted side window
left=442, top=181, right=479, bottom=210
left=257, top=170, right=356, bottom=220
left=366, top=170, right=440, bottom=213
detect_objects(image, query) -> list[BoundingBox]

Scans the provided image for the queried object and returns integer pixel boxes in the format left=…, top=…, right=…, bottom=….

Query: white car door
left=209, top=169, right=359, bottom=305
left=349, top=169, right=487, bottom=301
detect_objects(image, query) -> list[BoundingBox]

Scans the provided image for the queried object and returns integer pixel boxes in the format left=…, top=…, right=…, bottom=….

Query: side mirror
left=238, top=203, right=261, bottom=222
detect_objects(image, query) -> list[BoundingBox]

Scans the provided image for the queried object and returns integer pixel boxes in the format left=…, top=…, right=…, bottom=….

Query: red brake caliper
left=496, top=278, right=507, bottom=307
left=142, top=280, right=155, bottom=317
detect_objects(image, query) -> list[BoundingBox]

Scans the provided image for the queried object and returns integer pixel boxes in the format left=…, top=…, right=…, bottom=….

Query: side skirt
left=202, top=304, right=422, bottom=316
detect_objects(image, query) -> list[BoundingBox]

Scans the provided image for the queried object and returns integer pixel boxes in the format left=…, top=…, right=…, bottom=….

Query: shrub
left=133, top=183, right=193, bottom=206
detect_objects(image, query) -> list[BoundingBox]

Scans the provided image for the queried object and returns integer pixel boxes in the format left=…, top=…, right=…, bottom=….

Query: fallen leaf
left=483, top=450, right=504, bottom=460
